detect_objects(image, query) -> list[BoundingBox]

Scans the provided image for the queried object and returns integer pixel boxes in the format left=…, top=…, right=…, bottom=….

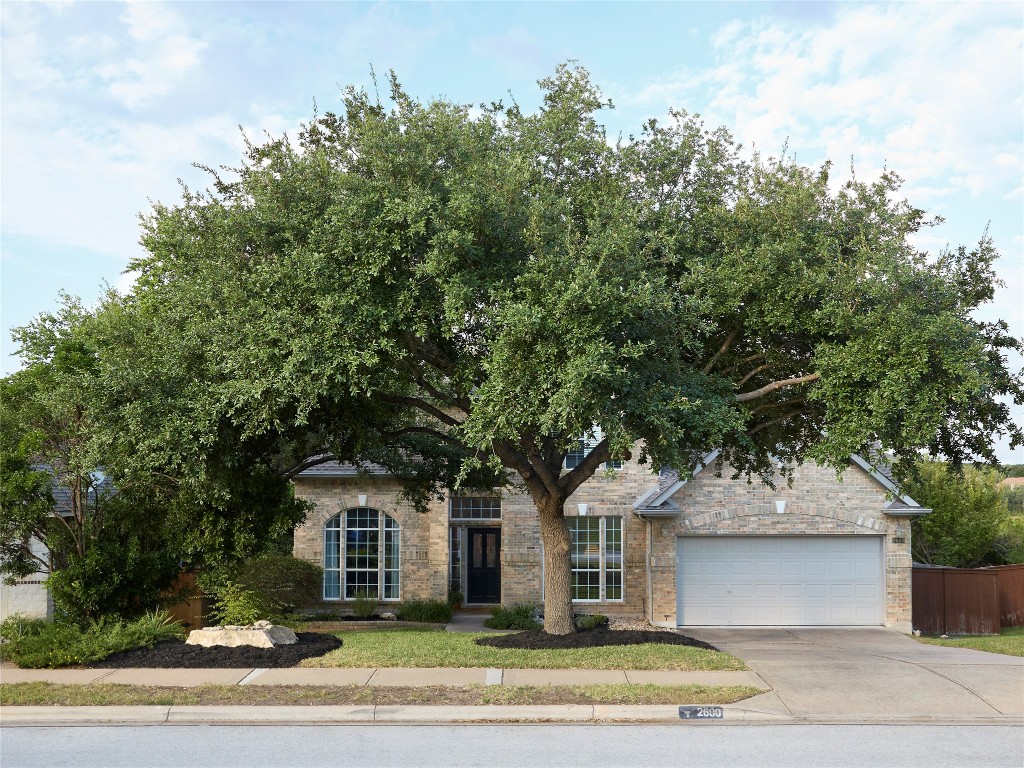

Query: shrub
left=236, top=554, right=323, bottom=612
left=397, top=599, right=454, bottom=624
left=484, top=603, right=542, bottom=630
left=351, top=591, right=378, bottom=619
left=0, top=611, right=184, bottom=669
left=199, top=573, right=275, bottom=626
left=575, top=613, right=609, bottom=630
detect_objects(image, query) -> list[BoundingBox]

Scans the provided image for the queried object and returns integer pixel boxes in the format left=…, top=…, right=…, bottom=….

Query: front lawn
left=915, top=626, right=1024, bottom=657
left=299, top=630, right=746, bottom=671
left=0, top=681, right=761, bottom=706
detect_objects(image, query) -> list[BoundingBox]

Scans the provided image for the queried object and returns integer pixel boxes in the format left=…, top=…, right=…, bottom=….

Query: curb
left=0, top=704, right=782, bottom=725
left=3, top=705, right=1021, bottom=726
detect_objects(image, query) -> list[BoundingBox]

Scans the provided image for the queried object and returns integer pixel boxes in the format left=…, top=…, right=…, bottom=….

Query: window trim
left=323, top=508, right=401, bottom=602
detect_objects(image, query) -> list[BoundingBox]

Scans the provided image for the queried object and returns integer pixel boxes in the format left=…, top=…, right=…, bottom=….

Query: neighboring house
left=0, top=470, right=110, bottom=622
left=997, top=477, right=1024, bottom=490
left=0, top=537, right=52, bottom=621
left=293, top=447, right=930, bottom=632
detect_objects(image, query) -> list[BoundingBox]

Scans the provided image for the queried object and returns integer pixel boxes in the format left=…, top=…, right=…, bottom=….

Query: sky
left=2, top=0, right=1022, bottom=459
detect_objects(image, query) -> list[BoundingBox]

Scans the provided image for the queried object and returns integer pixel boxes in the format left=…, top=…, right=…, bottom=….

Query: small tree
left=0, top=296, right=179, bottom=623
left=906, top=462, right=1010, bottom=567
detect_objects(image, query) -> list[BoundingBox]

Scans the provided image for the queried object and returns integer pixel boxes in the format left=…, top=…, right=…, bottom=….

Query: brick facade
left=292, top=455, right=914, bottom=631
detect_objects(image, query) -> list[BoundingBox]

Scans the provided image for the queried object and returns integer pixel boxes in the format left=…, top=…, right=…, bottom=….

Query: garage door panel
left=677, top=536, right=883, bottom=626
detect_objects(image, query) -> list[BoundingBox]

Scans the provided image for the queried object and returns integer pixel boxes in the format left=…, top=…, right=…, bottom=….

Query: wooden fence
left=912, top=563, right=1024, bottom=635
left=163, top=571, right=211, bottom=630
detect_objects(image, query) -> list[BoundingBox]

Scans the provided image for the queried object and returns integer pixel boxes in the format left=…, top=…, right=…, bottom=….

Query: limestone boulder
left=185, top=620, right=298, bottom=648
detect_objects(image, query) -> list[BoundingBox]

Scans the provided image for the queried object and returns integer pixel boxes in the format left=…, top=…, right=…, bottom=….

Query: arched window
left=324, top=508, right=400, bottom=600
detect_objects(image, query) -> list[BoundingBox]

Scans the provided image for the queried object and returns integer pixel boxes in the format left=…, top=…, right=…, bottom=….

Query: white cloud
left=622, top=3, right=1023, bottom=210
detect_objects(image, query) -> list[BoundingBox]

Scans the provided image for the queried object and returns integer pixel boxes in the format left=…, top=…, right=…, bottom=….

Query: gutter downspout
left=645, top=517, right=654, bottom=625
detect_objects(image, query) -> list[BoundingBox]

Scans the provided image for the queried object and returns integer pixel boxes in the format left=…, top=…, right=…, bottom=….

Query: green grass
left=299, top=630, right=746, bottom=671
left=0, top=681, right=760, bottom=707
left=916, top=626, right=1024, bottom=657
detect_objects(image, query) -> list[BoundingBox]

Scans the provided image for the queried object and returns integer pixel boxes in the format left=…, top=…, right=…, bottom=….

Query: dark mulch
left=475, top=628, right=720, bottom=651
left=88, top=633, right=341, bottom=669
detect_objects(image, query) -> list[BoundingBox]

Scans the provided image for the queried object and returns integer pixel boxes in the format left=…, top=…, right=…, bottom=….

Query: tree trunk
left=538, top=497, right=575, bottom=635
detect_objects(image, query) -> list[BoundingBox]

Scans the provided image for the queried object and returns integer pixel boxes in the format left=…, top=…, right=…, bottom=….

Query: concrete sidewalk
left=0, top=666, right=767, bottom=689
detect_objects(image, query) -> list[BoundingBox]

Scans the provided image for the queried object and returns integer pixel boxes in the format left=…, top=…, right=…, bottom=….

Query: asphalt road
left=2, top=724, right=1022, bottom=768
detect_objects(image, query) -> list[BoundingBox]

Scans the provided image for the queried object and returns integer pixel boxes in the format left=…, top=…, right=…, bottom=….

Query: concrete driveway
left=684, top=627, right=1024, bottom=721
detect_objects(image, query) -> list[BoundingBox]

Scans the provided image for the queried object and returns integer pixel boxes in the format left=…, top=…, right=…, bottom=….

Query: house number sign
left=678, top=706, right=723, bottom=719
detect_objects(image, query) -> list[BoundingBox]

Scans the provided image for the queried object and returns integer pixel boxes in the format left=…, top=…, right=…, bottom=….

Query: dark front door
left=467, top=527, right=501, bottom=603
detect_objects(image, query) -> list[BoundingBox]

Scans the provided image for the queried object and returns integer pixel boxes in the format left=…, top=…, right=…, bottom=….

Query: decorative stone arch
left=322, top=507, right=401, bottom=601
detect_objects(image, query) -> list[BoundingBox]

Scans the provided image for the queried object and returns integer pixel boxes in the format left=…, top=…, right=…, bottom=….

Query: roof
left=998, top=477, right=1024, bottom=489
left=633, top=451, right=929, bottom=518
left=294, top=461, right=391, bottom=478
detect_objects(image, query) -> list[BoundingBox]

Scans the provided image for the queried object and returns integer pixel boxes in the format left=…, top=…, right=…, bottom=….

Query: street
left=2, top=724, right=1021, bottom=768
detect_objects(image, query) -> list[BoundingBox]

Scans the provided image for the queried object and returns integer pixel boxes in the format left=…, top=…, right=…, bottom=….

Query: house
left=0, top=537, right=51, bottom=622
left=292, top=448, right=929, bottom=632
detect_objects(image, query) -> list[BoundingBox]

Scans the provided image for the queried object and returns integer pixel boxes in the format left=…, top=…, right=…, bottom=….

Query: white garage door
left=676, top=536, right=883, bottom=626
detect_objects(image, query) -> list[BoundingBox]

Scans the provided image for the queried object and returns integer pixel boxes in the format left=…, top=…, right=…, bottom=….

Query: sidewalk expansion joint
left=237, top=669, right=267, bottom=686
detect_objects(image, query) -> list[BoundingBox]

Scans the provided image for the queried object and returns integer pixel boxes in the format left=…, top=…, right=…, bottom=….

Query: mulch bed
left=475, top=628, right=720, bottom=651
left=88, top=633, right=341, bottom=669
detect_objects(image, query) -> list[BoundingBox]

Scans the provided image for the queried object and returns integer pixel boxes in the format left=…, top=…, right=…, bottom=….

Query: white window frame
left=567, top=515, right=624, bottom=603
left=323, top=508, right=401, bottom=601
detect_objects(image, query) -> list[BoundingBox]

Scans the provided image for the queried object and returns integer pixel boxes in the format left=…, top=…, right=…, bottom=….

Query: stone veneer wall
left=293, top=457, right=662, bottom=615
left=292, top=476, right=449, bottom=606
left=648, top=461, right=913, bottom=631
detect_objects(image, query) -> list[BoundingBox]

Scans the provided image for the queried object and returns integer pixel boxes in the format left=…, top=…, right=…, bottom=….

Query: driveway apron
left=683, top=627, right=1024, bottom=719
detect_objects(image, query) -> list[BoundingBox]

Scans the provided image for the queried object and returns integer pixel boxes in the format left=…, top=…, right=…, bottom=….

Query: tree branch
left=280, top=453, right=337, bottom=480
left=492, top=439, right=555, bottom=500
left=702, top=328, right=740, bottom=375
left=737, top=362, right=776, bottom=388
left=751, top=397, right=806, bottom=414
left=519, top=432, right=562, bottom=497
left=379, top=394, right=463, bottom=427
left=559, top=437, right=610, bottom=498
left=736, top=373, right=820, bottom=403
left=380, top=425, right=469, bottom=450
left=402, top=332, right=455, bottom=376
left=747, top=411, right=802, bottom=435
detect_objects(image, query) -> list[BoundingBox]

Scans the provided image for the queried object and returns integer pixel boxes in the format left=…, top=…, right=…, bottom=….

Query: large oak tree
left=99, top=65, right=1020, bottom=633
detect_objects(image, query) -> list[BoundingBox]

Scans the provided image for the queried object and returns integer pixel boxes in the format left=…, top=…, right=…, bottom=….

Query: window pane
left=569, top=517, right=601, bottom=601
left=449, top=527, right=462, bottom=590
left=604, top=517, right=623, bottom=602
left=383, top=512, right=400, bottom=600
left=450, top=496, right=501, bottom=520
left=324, top=569, right=341, bottom=600
left=323, top=513, right=343, bottom=599
left=565, top=439, right=587, bottom=469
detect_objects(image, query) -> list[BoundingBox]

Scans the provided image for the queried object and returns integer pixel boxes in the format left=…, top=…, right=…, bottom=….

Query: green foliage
left=992, top=516, right=1024, bottom=564
left=0, top=611, right=184, bottom=669
left=447, top=587, right=464, bottom=608
left=1003, top=487, right=1024, bottom=514
left=574, top=613, right=609, bottom=630
left=1001, top=464, right=1024, bottom=478
left=235, top=554, right=323, bottom=613
left=1, top=296, right=181, bottom=623
left=351, top=591, right=378, bottom=619
left=397, top=599, right=454, bottom=624
left=13, top=65, right=1021, bottom=632
left=484, top=603, right=543, bottom=630
left=198, top=572, right=275, bottom=626
left=906, top=461, right=1011, bottom=567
